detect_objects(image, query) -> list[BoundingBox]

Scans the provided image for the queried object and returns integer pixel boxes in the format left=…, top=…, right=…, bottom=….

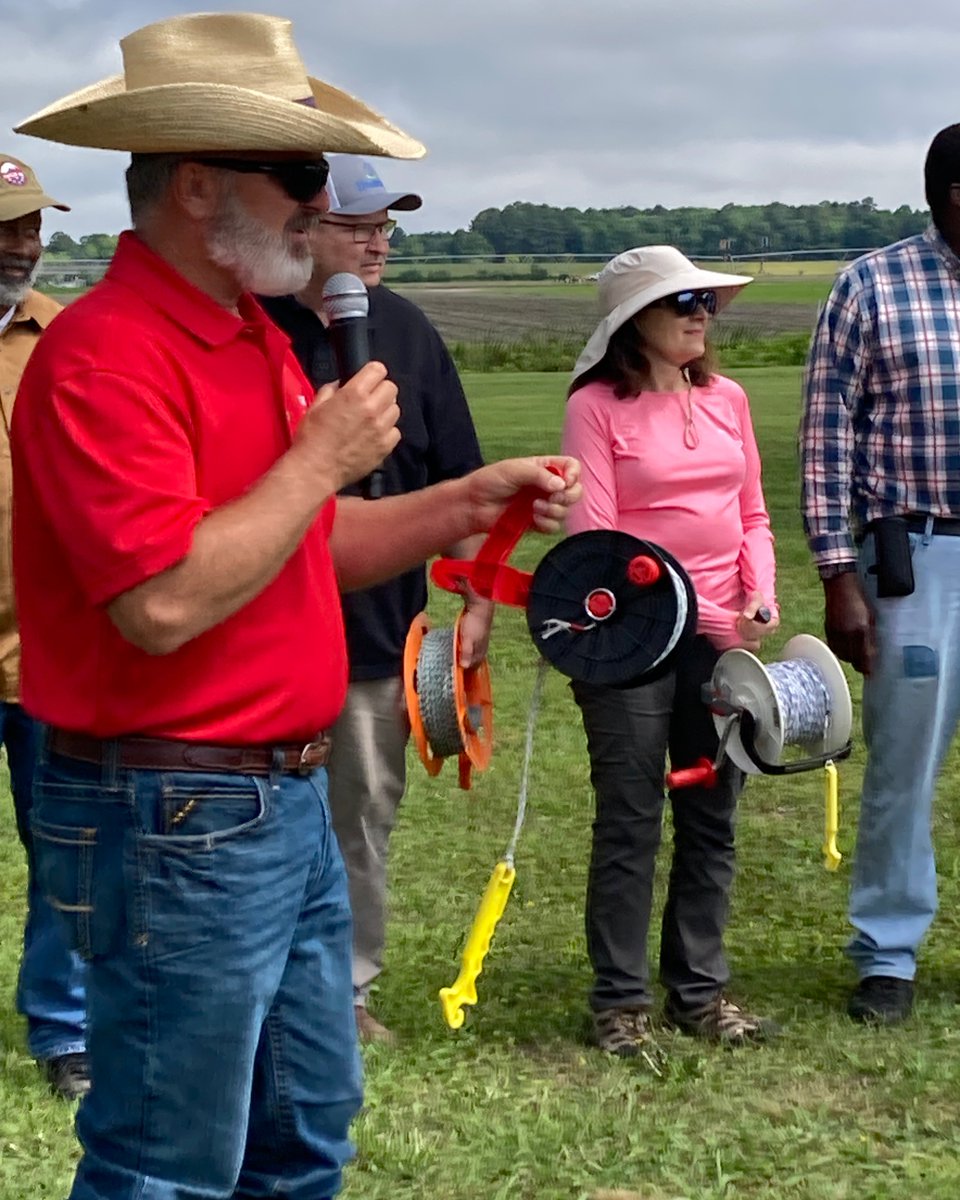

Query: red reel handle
left=665, top=758, right=718, bottom=790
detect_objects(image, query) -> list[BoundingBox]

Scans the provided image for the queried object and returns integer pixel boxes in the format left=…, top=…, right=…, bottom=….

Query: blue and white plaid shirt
left=801, top=223, right=960, bottom=566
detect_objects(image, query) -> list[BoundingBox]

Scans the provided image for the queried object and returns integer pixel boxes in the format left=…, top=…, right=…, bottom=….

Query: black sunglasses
left=189, top=157, right=330, bottom=204
left=659, top=289, right=718, bottom=316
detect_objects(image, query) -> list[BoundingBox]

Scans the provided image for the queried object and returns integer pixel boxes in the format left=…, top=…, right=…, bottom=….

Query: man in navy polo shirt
left=262, top=157, right=493, bottom=1044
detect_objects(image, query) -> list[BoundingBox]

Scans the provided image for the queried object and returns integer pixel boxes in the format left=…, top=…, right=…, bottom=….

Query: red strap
left=430, top=467, right=563, bottom=609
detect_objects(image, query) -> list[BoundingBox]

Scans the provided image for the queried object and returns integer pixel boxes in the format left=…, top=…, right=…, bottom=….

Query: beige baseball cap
left=0, top=154, right=70, bottom=222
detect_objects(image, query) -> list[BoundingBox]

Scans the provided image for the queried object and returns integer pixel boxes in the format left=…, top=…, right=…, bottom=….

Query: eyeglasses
left=658, top=289, right=718, bottom=316
left=189, top=157, right=330, bottom=204
left=315, top=218, right=398, bottom=243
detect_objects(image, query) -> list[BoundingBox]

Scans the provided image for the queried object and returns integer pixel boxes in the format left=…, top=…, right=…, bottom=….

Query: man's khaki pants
left=326, top=677, right=409, bottom=1003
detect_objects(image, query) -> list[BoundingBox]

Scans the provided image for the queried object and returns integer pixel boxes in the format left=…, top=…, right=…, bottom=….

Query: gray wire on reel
left=766, top=659, right=832, bottom=744
left=416, top=626, right=464, bottom=758
left=708, top=633, right=853, bottom=775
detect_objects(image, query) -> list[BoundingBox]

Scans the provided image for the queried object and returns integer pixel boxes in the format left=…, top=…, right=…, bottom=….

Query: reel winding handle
left=666, top=710, right=738, bottom=791
left=666, top=758, right=718, bottom=789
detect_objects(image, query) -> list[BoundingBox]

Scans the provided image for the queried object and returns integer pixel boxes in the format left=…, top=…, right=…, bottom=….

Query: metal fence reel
left=707, top=634, right=852, bottom=775
left=667, top=633, right=853, bottom=870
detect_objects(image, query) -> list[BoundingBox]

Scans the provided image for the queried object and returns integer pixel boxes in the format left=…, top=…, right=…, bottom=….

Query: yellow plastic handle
left=439, top=860, right=516, bottom=1029
left=823, top=760, right=842, bottom=871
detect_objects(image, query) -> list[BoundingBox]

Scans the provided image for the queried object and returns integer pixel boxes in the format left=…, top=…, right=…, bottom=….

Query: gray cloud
left=2, top=0, right=953, bottom=240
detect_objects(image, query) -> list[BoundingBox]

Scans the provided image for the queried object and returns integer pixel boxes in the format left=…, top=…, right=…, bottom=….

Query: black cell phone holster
left=870, top=516, right=916, bottom=598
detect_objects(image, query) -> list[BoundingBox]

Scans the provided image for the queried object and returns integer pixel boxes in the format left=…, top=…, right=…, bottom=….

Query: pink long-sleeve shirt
left=561, top=374, right=777, bottom=651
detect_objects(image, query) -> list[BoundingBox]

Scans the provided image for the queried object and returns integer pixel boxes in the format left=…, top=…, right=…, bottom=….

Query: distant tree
left=56, top=200, right=931, bottom=265
left=45, top=231, right=81, bottom=257
left=449, top=229, right=494, bottom=256
left=78, top=233, right=119, bottom=259
left=397, top=233, right=425, bottom=258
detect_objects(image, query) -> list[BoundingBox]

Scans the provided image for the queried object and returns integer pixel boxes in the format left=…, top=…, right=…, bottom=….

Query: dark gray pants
left=572, top=636, right=742, bottom=1013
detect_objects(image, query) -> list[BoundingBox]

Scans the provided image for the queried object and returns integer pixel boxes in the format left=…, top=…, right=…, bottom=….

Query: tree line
left=43, top=197, right=929, bottom=262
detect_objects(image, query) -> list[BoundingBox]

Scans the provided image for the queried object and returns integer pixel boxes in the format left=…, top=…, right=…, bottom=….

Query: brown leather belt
left=47, top=728, right=332, bottom=776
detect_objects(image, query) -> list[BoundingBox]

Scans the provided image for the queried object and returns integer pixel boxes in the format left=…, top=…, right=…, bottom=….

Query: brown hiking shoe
left=664, top=994, right=780, bottom=1045
left=592, top=1007, right=666, bottom=1073
left=355, top=1004, right=396, bottom=1046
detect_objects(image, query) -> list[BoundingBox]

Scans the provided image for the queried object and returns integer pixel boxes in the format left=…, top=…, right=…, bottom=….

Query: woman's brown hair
left=568, top=314, right=715, bottom=399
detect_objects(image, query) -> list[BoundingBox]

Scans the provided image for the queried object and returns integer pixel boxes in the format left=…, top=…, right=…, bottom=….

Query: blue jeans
left=2, top=702, right=87, bottom=1060
left=849, top=528, right=960, bottom=980
left=32, top=737, right=361, bottom=1199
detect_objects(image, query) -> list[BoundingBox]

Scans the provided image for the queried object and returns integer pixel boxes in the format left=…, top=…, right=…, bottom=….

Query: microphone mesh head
left=321, top=272, right=369, bottom=321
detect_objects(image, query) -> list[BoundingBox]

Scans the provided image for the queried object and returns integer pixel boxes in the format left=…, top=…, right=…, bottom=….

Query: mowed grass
left=733, top=277, right=834, bottom=306
left=3, top=367, right=960, bottom=1198
left=391, top=274, right=832, bottom=306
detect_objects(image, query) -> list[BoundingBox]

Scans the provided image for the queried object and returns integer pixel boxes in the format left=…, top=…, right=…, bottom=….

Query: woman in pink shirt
left=561, top=246, right=779, bottom=1062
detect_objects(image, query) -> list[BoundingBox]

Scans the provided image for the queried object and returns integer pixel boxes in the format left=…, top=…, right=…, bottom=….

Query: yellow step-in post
left=823, top=760, right=842, bottom=871
left=439, top=861, right=516, bottom=1029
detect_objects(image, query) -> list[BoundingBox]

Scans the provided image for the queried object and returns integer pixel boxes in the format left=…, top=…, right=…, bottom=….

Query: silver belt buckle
left=298, top=738, right=328, bottom=775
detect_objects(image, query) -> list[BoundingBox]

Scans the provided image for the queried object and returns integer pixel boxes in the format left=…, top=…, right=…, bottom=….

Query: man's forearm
left=108, top=447, right=334, bottom=653
left=332, top=480, right=478, bottom=592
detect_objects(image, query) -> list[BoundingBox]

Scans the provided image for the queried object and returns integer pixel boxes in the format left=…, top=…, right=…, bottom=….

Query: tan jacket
left=0, top=289, right=62, bottom=701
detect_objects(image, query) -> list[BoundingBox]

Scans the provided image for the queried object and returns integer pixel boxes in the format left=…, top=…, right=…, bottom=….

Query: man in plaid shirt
left=801, top=123, right=960, bottom=1025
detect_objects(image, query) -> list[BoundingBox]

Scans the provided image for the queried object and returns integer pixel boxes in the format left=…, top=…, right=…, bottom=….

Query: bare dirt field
left=50, top=282, right=820, bottom=343
left=392, top=285, right=818, bottom=343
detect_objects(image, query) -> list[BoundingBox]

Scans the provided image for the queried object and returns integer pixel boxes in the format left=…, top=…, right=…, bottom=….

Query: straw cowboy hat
left=570, top=245, right=752, bottom=386
left=14, top=12, right=425, bottom=160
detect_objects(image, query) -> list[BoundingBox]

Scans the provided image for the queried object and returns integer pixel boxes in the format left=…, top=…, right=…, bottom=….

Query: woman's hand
left=735, top=591, right=779, bottom=652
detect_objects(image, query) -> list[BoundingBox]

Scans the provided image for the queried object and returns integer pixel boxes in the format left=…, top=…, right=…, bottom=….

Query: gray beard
left=206, top=184, right=314, bottom=296
left=0, top=255, right=40, bottom=309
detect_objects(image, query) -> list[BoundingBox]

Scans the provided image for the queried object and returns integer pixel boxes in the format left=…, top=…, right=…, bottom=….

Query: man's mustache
left=0, top=256, right=38, bottom=272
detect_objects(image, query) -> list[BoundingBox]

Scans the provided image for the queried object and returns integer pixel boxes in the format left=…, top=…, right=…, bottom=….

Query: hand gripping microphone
left=320, top=271, right=384, bottom=500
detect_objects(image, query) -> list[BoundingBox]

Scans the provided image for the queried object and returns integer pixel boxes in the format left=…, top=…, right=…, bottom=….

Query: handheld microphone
left=320, top=271, right=384, bottom=500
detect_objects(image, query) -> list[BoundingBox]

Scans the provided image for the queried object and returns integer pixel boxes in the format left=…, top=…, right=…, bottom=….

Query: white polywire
left=766, top=657, right=831, bottom=744
left=651, top=560, right=689, bottom=668
left=504, top=659, right=550, bottom=867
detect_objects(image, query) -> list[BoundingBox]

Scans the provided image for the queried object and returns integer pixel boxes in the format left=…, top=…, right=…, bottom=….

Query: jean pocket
left=142, top=773, right=269, bottom=851
left=31, top=815, right=99, bottom=960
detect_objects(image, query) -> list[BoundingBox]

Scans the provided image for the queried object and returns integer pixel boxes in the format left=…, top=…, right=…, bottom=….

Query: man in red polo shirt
left=11, top=13, right=580, bottom=1200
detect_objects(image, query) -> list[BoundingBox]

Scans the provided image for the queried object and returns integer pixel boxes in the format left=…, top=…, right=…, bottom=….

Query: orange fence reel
left=403, top=611, right=493, bottom=790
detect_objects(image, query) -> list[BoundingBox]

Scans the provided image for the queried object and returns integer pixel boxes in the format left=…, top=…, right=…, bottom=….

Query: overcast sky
left=1, top=0, right=954, bottom=240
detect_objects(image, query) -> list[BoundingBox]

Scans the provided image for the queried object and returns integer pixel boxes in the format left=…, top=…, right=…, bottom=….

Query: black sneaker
left=43, top=1052, right=91, bottom=1101
left=592, top=1007, right=667, bottom=1074
left=848, top=976, right=914, bottom=1025
left=664, top=994, right=780, bottom=1045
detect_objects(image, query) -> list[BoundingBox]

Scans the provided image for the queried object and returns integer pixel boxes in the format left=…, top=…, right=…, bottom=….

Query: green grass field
left=3, top=367, right=960, bottom=1199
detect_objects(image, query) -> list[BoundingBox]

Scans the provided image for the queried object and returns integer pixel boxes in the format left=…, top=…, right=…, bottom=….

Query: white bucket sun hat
left=570, top=245, right=752, bottom=387
left=14, top=12, right=425, bottom=161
